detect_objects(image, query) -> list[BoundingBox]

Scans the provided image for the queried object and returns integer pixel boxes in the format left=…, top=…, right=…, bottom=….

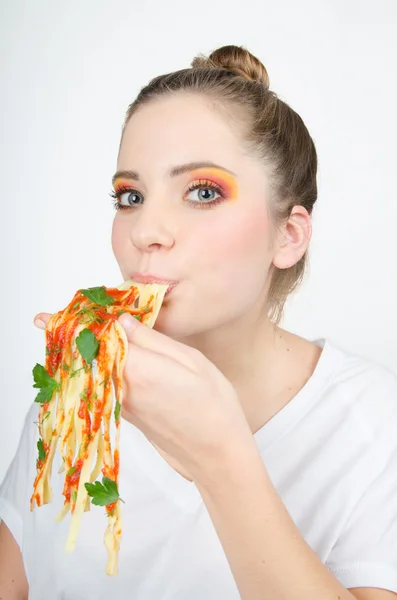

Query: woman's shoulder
left=275, top=329, right=397, bottom=426
left=316, top=337, right=397, bottom=443
left=320, top=336, right=397, bottom=393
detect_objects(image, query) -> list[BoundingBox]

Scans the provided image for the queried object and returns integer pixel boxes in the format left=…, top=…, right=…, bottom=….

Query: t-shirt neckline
left=123, top=338, right=344, bottom=508
left=253, top=338, right=345, bottom=452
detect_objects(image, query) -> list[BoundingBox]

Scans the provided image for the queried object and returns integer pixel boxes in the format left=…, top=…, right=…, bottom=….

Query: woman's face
left=111, top=93, right=277, bottom=339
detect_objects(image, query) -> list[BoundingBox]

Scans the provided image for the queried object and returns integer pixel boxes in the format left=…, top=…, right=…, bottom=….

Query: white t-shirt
left=1, top=338, right=397, bottom=599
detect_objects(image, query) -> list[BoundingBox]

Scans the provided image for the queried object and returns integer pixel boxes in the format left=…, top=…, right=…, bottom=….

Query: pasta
left=30, top=280, right=167, bottom=575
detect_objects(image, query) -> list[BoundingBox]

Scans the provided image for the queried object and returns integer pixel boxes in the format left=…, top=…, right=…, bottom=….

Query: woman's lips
left=130, top=273, right=178, bottom=296
left=164, top=282, right=177, bottom=297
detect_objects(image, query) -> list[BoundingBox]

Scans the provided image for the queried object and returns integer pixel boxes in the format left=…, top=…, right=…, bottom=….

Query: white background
left=1, top=0, right=396, bottom=481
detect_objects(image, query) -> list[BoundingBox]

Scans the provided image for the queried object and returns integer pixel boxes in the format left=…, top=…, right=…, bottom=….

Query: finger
left=34, top=312, right=52, bottom=330
left=123, top=343, right=175, bottom=385
left=118, top=314, right=199, bottom=369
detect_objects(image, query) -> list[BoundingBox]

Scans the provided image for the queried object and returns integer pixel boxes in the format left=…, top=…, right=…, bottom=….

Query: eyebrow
left=112, top=161, right=237, bottom=185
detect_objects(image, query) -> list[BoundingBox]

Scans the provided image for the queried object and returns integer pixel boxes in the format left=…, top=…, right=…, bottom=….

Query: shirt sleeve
left=0, top=403, right=39, bottom=549
left=325, top=419, right=397, bottom=591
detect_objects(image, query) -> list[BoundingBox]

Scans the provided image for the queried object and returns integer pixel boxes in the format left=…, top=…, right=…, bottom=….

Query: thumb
left=117, top=312, right=197, bottom=369
left=118, top=313, right=140, bottom=342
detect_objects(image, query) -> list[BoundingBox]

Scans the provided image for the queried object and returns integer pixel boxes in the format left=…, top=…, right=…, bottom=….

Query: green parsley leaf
left=114, top=400, right=121, bottom=423
left=32, top=364, right=59, bottom=403
left=76, top=329, right=99, bottom=364
left=99, top=375, right=110, bottom=387
left=37, top=439, right=46, bottom=462
left=34, top=388, right=54, bottom=404
left=80, top=286, right=115, bottom=307
left=85, top=476, right=120, bottom=506
left=33, top=364, right=56, bottom=389
left=67, top=466, right=76, bottom=476
left=72, top=491, right=77, bottom=503
left=78, top=308, right=105, bottom=325
left=42, top=411, right=51, bottom=423
left=45, top=345, right=62, bottom=356
left=70, top=366, right=86, bottom=379
left=133, top=314, right=141, bottom=321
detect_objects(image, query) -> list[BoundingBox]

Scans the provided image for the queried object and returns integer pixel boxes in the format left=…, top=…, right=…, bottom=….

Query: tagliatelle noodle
left=30, top=280, right=167, bottom=575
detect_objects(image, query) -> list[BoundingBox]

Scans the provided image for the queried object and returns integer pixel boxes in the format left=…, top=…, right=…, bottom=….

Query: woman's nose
left=129, top=202, right=175, bottom=253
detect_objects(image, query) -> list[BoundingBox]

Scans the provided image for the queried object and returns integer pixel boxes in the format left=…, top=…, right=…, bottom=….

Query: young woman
left=1, top=45, right=396, bottom=600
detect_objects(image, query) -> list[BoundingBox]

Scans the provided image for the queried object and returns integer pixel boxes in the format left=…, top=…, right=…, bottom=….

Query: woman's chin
left=153, top=303, right=200, bottom=340
left=153, top=307, right=184, bottom=338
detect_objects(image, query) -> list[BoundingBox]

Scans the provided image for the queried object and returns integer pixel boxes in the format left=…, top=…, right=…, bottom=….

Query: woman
left=1, top=45, right=396, bottom=600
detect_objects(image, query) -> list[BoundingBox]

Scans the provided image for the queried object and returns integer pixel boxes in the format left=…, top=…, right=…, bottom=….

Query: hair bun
left=191, top=45, right=270, bottom=89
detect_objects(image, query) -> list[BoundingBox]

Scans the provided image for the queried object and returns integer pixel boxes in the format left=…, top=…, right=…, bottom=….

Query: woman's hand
left=116, top=314, right=254, bottom=486
left=33, top=312, right=254, bottom=487
left=34, top=313, right=51, bottom=330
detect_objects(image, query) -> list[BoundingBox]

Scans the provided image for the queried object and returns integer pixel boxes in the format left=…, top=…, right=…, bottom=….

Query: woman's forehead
left=118, top=96, right=251, bottom=175
left=123, top=94, right=240, bottom=144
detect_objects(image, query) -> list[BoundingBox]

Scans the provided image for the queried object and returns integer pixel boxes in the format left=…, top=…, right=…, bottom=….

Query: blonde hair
left=122, top=45, right=318, bottom=326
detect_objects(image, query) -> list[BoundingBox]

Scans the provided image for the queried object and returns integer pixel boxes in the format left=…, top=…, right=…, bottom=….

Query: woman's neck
left=179, top=313, right=322, bottom=435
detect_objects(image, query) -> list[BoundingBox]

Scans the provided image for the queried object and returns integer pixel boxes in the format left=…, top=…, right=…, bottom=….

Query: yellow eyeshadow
left=113, top=169, right=239, bottom=199
left=113, top=178, right=134, bottom=192
left=189, top=168, right=239, bottom=199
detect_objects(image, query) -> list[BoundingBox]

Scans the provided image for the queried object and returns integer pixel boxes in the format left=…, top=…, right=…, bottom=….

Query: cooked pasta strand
left=30, top=281, right=167, bottom=575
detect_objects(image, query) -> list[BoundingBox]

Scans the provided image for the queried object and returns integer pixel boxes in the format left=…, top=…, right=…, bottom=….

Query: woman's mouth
left=130, top=273, right=179, bottom=296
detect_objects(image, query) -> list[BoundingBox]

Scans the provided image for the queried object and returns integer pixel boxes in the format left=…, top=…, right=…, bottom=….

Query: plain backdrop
left=0, top=0, right=396, bottom=481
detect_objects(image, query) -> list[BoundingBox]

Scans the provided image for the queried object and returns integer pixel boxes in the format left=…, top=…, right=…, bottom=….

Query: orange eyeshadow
left=113, top=178, right=135, bottom=192
left=113, top=168, right=239, bottom=199
left=188, top=168, right=239, bottom=199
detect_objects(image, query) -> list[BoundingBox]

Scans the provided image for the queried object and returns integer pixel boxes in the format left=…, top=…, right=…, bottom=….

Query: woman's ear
left=272, top=205, right=312, bottom=269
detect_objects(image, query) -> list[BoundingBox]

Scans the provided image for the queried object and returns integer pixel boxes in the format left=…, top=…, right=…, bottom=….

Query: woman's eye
left=185, top=187, right=221, bottom=203
left=118, top=190, right=144, bottom=207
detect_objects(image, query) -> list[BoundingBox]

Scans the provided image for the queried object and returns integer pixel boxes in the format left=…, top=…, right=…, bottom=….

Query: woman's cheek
left=111, top=216, right=129, bottom=262
left=195, top=207, right=271, bottom=264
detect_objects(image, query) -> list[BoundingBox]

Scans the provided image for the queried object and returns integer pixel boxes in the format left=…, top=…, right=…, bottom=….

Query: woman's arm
left=195, top=442, right=356, bottom=600
left=0, top=522, right=28, bottom=600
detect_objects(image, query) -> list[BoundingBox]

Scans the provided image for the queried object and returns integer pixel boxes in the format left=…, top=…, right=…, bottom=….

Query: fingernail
left=34, top=319, right=46, bottom=329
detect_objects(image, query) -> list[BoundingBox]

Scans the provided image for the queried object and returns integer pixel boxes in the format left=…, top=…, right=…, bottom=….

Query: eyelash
left=109, top=186, right=140, bottom=211
left=109, top=180, right=226, bottom=212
